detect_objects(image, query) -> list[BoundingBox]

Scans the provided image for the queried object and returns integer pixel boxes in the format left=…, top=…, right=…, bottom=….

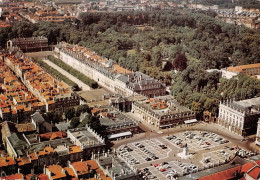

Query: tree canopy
left=1, top=10, right=259, bottom=85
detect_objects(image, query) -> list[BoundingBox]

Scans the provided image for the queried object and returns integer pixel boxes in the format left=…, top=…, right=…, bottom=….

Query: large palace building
left=218, top=97, right=260, bottom=136
left=54, top=42, right=166, bottom=98
left=132, top=95, right=196, bottom=129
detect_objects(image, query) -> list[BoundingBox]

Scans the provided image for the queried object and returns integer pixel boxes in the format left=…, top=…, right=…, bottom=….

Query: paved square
left=164, top=131, right=231, bottom=152
left=117, top=130, right=252, bottom=180
left=118, top=139, right=171, bottom=166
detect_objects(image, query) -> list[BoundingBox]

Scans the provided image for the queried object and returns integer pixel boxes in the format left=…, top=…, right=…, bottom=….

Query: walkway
left=43, top=59, right=91, bottom=91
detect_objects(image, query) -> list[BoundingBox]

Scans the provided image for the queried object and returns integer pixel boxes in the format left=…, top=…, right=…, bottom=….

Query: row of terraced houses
left=0, top=48, right=80, bottom=122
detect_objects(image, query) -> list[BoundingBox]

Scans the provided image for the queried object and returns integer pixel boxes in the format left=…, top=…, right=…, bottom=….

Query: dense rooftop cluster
left=20, top=6, right=76, bottom=23
left=187, top=3, right=260, bottom=29
left=0, top=49, right=79, bottom=121
left=0, top=55, right=39, bottom=121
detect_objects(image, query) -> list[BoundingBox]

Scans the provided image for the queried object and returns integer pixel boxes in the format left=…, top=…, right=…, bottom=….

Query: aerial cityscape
left=0, top=0, right=260, bottom=180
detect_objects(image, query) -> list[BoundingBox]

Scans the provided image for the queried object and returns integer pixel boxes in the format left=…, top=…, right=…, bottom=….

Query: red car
left=154, top=164, right=160, bottom=167
left=160, top=169, right=166, bottom=172
left=206, top=142, right=211, bottom=145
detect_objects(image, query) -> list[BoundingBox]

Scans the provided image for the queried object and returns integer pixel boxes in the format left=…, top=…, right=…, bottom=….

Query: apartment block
left=0, top=48, right=79, bottom=121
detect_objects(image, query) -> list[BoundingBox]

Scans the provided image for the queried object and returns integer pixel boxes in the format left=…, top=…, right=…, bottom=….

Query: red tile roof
left=26, top=174, right=49, bottom=180
left=241, top=162, right=255, bottom=173
left=72, top=161, right=89, bottom=175
left=40, top=131, right=66, bottom=140
left=227, top=63, right=260, bottom=73
left=38, top=174, right=50, bottom=180
left=199, top=166, right=241, bottom=180
left=47, top=165, right=66, bottom=180
left=2, top=173, right=23, bottom=180
left=247, top=166, right=260, bottom=179
left=0, top=156, right=16, bottom=167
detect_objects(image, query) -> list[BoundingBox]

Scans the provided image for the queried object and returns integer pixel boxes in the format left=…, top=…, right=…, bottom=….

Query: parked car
left=154, top=164, right=160, bottom=167
left=160, top=168, right=166, bottom=172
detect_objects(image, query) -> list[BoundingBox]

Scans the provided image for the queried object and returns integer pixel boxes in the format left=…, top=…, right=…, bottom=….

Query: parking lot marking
left=117, top=130, right=253, bottom=180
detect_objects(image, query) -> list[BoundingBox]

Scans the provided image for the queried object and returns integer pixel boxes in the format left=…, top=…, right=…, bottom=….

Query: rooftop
left=135, top=95, right=193, bottom=117
left=98, top=154, right=137, bottom=180
left=2, top=173, right=23, bottom=180
left=47, top=165, right=66, bottom=180
left=224, top=97, right=260, bottom=114
left=0, top=156, right=16, bottom=167
left=234, top=97, right=260, bottom=108
left=10, top=36, right=48, bottom=43
left=227, top=63, right=260, bottom=73
left=40, top=131, right=67, bottom=140
left=67, top=126, right=105, bottom=148
left=98, top=106, right=137, bottom=128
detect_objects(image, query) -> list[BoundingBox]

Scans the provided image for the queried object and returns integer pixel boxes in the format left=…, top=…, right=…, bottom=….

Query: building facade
left=55, top=42, right=166, bottom=98
left=255, top=119, right=260, bottom=146
left=132, top=96, right=196, bottom=129
left=7, top=37, right=50, bottom=52
left=218, top=97, right=260, bottom=136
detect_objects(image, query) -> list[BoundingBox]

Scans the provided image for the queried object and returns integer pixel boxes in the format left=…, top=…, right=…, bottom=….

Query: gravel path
left=43, top=59, right=91, bottom=91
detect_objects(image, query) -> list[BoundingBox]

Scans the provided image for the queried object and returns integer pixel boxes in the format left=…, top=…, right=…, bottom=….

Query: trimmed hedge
left=48, top=55, right=98, bottom=89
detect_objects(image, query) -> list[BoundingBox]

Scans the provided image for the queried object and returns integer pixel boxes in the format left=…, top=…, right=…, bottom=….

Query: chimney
left=37, top=135, right=41, bottom=142
left=43, top=165, right=46, bottom=174
left=18, top=168, right=21, bottom=174
left=67, top=160, right=71, bottom=167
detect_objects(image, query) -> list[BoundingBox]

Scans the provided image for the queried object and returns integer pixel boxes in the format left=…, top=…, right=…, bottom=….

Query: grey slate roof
left=8, top=133, right=29, bottom=156
left=116, top=74, right=128, bottom=83
left=56, top=122, right=70, bottom=131
left=31, top=112, right=45, bottom=124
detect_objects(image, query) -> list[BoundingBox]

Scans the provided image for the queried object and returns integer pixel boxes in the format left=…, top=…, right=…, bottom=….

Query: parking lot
left=164, top=131, right=231, bottom=152
left=118, top=139, right=171, bottom=166
left=137, top=160, right=199, bottom=180
left=117, top=130, right=253, bottom=180
left=200, top=146, right=255, bottom=167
